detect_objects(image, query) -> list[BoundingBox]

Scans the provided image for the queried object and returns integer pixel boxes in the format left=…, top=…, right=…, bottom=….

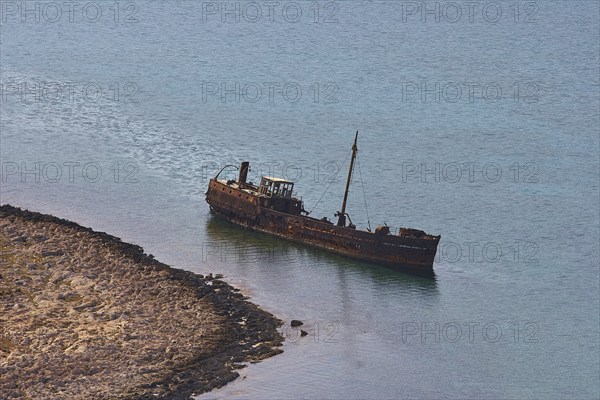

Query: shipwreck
left=205, top=132, right=440, bottom=275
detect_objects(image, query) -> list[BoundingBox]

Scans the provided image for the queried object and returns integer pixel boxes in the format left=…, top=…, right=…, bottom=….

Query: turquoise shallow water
left=1, top=1, right=599, bottom=398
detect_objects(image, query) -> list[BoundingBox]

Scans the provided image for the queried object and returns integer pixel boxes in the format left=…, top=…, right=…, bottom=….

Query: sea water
left=1, top=1, right=598, bottom=398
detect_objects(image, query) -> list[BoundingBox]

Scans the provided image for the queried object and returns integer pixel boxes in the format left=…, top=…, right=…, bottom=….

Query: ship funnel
left=238, top=161, right=249, bottom=185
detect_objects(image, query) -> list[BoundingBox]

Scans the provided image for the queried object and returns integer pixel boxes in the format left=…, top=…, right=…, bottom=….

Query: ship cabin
left=259, top=177, right=294, bottom=198
left=257, top=176, right=303, bottom=215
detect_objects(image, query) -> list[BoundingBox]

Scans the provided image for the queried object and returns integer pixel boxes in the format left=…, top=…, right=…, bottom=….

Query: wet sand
left=0, top=205, right=283, bottom=399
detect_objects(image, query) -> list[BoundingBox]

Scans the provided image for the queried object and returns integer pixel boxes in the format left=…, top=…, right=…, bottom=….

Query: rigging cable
left=356, top=153, right=372, bottom=232
left=308, top=149, right=352, bottom=215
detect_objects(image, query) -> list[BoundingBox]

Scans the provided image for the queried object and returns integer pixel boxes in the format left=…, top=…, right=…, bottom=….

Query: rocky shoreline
left=0, top=205, right=283, bottom=399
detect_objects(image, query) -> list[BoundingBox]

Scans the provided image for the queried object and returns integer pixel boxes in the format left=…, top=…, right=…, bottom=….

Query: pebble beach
left=0, top=205, right=283, bottom=399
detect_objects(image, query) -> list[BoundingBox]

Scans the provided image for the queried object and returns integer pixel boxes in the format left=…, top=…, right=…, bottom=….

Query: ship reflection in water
left=199, top=213, right=439, bottom=399
left=205, top=132, right=440, bottom=277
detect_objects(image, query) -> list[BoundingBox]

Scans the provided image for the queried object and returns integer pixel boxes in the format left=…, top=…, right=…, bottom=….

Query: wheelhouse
left=259, top=177, right=294, bottom=199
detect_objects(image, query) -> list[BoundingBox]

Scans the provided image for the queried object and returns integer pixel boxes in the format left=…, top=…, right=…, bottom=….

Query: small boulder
left=42, top=250, right=64, bottom=257
left=300, top=330, right=308, bottom=337
left=109, top=312, right=121, bottom=320
left=291, top=320, right=303, bottom=327
left=32, top=235, right=48, bottom=243
left=57, top=291, right=78, bottom=301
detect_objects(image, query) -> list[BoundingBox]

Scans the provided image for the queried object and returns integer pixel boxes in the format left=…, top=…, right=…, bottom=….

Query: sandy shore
left=0, top=205, right=283, bottom=399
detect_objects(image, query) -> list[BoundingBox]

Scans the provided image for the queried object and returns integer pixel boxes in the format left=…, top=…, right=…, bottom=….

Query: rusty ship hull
left=206, top=178, right=440, bottom=275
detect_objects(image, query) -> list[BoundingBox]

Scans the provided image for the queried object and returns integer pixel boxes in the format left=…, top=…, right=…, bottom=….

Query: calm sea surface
left=1, top=1, right=599, bottom=398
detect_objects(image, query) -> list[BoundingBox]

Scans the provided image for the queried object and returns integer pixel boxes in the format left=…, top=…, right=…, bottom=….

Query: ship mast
left=337, top=131, right=358, bottom=227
